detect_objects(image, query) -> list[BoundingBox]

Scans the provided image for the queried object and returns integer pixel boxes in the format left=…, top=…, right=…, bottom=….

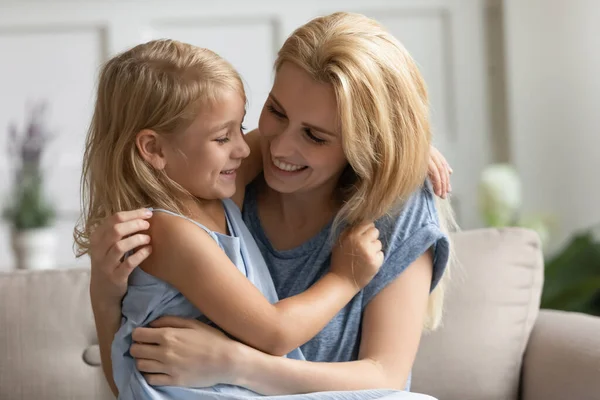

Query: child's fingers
left=439, top=154, right=452, bottom=194
left=434, top=155, right=449, bottom=198
left=428, top=158, right=442, bottom=196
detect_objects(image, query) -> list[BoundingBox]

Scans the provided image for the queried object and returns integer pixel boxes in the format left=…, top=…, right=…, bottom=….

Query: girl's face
left=258, top=62, right=348, bottom=196
left=162, top=89, right=249, bottom=200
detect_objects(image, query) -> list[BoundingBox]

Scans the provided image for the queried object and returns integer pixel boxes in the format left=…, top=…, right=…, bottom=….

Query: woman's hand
left=131, top=316, right=239, bottom=388
left=89, top=208, right=153, bottom=303
left=428, top=145, right=453, bottom=199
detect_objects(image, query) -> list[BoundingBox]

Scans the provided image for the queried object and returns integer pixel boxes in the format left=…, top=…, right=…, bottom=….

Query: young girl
left=74, top=39, right=390, bottom=400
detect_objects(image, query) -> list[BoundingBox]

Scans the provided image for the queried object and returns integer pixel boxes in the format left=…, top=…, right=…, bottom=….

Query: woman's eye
left=267, top=105, right=286, bottom=119
left=304, top=128, right=326, bottom=145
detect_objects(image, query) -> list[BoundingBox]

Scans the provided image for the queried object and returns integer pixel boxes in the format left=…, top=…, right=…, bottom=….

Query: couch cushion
left=412, top=228, right=544, bottom=400
left=0, top=268, right=113, bottom=400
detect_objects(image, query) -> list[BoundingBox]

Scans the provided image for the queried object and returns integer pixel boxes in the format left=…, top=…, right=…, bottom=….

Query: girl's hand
left=131, top=316, right=238, bottom=387
left=428, top=145, right=453, bottom=199
left=330, top=222, right=384, bottom=290
left=89, top=209, right=153, bottom=303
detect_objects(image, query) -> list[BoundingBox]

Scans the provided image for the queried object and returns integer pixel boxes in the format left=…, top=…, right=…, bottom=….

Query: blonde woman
left=87, top=12, right=455, bottom=399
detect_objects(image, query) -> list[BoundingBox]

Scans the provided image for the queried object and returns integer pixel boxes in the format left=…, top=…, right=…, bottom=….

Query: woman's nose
left=269, top=129, right=296, bottom=158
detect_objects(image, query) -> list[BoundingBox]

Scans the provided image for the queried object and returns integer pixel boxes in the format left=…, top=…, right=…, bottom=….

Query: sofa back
left=412, top=228, right=544, bottom=400
left=0, top=228, right=544, bottom=400
left=0, top=268, right=113, bottom=400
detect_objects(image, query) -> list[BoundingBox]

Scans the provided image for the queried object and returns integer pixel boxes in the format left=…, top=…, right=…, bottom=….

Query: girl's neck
left=181, top=197, right=227, bottom=234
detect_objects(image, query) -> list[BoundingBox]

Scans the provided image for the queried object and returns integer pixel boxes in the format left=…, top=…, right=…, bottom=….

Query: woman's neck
left=255, top=178, right=341, bottom=250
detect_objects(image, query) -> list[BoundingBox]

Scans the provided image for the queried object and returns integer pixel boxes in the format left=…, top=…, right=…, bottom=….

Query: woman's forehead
left=272, top=63, right=339, bottom=134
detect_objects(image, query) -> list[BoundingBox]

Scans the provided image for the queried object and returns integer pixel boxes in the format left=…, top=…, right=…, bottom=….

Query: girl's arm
left=142, top=213, right=382, bottom=356
left=133, top=250, right=434, bottom=393
left=235, top=250, right=434, bottom=393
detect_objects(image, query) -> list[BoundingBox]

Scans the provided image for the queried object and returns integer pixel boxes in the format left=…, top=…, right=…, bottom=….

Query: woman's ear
left=136, top=129, right=167, bottom=170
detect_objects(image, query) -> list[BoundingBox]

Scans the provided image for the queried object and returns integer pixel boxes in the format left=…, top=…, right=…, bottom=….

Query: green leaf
left=541, top=232, right=600, bottom=315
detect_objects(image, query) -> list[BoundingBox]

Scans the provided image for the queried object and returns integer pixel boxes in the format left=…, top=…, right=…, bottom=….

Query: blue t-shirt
left=242, top=179, right=450, bottom=364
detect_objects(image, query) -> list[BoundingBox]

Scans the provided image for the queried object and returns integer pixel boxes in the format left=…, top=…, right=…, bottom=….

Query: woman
left=88, top=11, right=456, bottom=398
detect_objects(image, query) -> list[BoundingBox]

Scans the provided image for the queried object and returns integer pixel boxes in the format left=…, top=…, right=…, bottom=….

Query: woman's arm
left=143, top=213, right=383, bottom=357
left=88, top=209, right=154, bottom=396
left=134, top=250, right=434, bottom=393
left=90, top=296, right=122, bottom=397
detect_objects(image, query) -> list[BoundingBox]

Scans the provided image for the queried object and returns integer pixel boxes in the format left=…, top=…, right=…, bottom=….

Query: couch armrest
left=521, top=309, right=600, bottom=400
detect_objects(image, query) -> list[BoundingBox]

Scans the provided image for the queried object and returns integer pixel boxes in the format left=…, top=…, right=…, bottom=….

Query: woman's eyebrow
left=269, top=93, right=336, bottom=136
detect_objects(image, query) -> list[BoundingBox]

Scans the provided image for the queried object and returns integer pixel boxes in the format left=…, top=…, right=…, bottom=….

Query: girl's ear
left=136, top=129, right=167, bottom=170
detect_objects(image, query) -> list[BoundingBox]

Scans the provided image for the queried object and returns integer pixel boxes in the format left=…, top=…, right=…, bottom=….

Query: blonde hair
left=74, top=39, right=245, bottom=257
left=276, top=12, right=458, bottom=330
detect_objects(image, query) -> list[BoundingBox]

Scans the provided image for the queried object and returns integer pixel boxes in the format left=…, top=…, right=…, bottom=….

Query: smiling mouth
left=272, top=157, right=307, bottom=172
left=220, top=166, right=239, bottom=175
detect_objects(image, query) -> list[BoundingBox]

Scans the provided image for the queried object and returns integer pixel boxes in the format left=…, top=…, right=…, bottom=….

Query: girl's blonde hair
left=275, top=12, right=458, bottom=330
left=74, top=39, right=245, bottom=257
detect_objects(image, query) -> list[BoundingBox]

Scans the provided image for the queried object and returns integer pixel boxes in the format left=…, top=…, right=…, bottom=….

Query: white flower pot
left=11, top=227, right=58, bottom=270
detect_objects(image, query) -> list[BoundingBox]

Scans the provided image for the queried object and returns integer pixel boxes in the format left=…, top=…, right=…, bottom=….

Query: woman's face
left=258, top=62, right=348, bottom=196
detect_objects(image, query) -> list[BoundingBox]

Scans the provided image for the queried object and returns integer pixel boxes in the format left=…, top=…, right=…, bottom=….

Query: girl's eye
left=267, top=105, right=286, bottom=119
left=215, top=137, right=230, bottom=144
left=240, top=124, right=247, bottom=133
left=304, top=128, right=326, bottom=145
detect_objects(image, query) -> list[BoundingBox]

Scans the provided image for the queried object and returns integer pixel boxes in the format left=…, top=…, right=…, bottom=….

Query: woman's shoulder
left=376, top=180, right=441, bottom=247
left=362, top=181, right=451, bottom=305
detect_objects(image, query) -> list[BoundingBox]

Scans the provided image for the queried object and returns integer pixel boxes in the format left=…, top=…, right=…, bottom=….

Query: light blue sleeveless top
left=111, top=198, right=436, bottom=400
left=111, top=199, right=304, bottom=399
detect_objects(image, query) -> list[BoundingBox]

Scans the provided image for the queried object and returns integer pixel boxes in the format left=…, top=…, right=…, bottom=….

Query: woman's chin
left=263, top=170, right=300, bottom=194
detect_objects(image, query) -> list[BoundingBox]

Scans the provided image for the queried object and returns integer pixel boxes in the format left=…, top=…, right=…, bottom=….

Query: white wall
left=503, top=0, right=600, bottom=252
left=0, top=0, right=492, bottom=270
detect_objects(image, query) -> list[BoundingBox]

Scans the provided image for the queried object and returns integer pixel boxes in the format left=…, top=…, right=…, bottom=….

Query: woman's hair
left=74, top=39, right=245, bottom=257
left=275, top=12, right=458, bottom=330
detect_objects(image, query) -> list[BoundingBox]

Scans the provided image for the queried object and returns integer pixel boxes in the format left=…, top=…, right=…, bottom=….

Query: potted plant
left=3, top=102, right=57, bottom=270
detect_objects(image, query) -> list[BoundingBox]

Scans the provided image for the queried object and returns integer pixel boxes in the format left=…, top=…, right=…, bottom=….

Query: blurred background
left=0, top=0, right=598, bottom=314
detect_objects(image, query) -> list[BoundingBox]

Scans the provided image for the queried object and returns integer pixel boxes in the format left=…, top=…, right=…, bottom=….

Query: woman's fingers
left=136, top=358, right=166, bottom=374
left=130, top=342, right=164, bottom=364
left=115, top=245, right=152, bottom=281
left=90, top=209, right=152, bottom=255
left=106, top=234, right=151, bottom=267
left=149, top=316, right=198, bottom=330
left=144, top=373, right=173, bottom=387
left=111, top=209, right=153, bottom=225
left=103, top=219, right=151, bottom=255
left=132, top=327, right=163, bottom=346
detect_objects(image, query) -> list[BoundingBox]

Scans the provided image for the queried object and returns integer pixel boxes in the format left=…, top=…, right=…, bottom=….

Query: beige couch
left=1, top=228, right=599, bottom=400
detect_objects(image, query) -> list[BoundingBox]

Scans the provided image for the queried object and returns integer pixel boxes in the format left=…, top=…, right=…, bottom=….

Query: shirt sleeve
left=361, top=181, right=450, bottom=308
